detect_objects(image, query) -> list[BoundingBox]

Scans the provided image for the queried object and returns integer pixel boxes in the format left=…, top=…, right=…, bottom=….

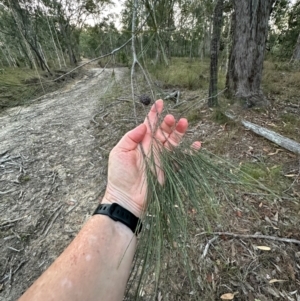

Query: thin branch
left=130, top=0, right=138, bottom=123
left=41, top=204, right=63, bottom=236
left=0, top=216, right=27, bottom=227
left=53, top=38, right=133, bottom=82
left=0, top=189, right=15, bottom=195
left=0, top=260, right=27, bottom=284
left=201, top=236, right=218, bottom=259
left=199, top=232, right=300, bottom=245
left=179, top=88, right=227, bottom=116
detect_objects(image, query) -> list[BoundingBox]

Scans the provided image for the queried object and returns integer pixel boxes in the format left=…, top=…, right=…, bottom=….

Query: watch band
left=93, top=203, right=142, bottom=234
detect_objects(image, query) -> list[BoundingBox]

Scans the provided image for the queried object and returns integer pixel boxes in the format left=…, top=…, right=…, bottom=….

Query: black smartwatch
left=93, top=203, right=142, bottom=234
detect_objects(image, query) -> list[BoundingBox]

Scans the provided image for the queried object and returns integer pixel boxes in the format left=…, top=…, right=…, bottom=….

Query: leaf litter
left=0, top=65, right=299, bottom=301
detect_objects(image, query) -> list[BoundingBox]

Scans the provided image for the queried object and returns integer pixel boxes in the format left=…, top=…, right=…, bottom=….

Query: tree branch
left=199, top=232, right=300, bottom=245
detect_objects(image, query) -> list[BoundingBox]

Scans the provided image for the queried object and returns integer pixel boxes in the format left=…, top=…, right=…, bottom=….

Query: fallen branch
left=226, top=113, right=300, bottom=155
left=0, top=189, right=15, bottom=195
left=198, top=232, right=300, bottom=245
left=41, top=204, right=63, bottom=235
left=201, top=236, right=218, bottom=259
left=0, top=260, right=27, bottom=284
left=164, top=91, right=181, bottom=104
left=0, top=216, right=27, bottom=227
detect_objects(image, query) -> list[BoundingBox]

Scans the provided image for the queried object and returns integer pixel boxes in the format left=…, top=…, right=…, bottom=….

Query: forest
left=0, top=0, right=300, bottom=300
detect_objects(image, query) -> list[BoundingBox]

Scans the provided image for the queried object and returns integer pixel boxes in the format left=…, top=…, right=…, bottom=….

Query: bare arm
left=19, top=215, right=136, bottom=301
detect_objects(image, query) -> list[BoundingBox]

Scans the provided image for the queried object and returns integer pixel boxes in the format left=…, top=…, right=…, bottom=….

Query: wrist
left=102, top=185, right=144, bottom=218
left=93, top=203, right=142, bottom=234
left=101, top=195, right=143, bottom=219
left=91, top=213, right=137, bottom=239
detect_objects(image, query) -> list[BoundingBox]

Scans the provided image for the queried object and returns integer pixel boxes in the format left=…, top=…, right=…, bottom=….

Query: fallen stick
left=226, top=113, right=300, bottom=155
left=197, top=232, right=300, bottom=245
left=0, top=260, right=27, bottom=284
left=201, top=236, right=218, bottom=259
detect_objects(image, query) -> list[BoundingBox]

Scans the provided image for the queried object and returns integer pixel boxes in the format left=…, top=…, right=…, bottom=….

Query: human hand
left=102, top=99, right=201, bottom=218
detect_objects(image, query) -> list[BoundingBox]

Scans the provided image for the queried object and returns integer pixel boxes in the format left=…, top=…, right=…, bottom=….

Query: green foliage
left=186, top=110, right=200, bottom=125
left=269, top=0, right=300, bottom=59
left=240, top=162, right=283, bottom=190
left=0, top=0, right=116, bottom=70
left=126, top=138, right=285, bottom=300
left=212, top=109, right=231, bottom=124
left=116, top=51, right=129, bottom=66
left=79, top=22, right=123, bottom=59
left=262, top=60, right=300, bottom=103
left=240, top=162, right=268, bottom=180
left=280, top=112, right=300, bottom=136
left=0, top=67, right=81, bottom=112
left=19, top=174, right=31, bottom=183
left=149, top=58, right=210, bottom=90
left=0, top=68, right=42, bottom=109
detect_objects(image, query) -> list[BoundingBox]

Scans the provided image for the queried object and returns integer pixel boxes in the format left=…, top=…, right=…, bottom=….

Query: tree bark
left=291, top=33, right=300, bottom=62
left=226, top=0, right=274, bottom=107
left=208, top=0, right=224, bottom=107
left=59, top=22, right=77, bottom=66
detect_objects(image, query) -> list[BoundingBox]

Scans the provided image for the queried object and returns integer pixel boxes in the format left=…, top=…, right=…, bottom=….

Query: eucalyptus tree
left=226, top=0, right=275, bottom=107
left=139, top=0, right=176, bottom=65
left=289, top=0, right=300, bottom=61
left=292, top=33, right=300, bottom=61
left=267, top=0, right=299, bottom=59
left=7, top=0, right=52, bottom=73
left=80, top=21, right=122, bottom=58
left=0, top=2, right=36, bottom=69
left=208, top=0, right=224, bottom=107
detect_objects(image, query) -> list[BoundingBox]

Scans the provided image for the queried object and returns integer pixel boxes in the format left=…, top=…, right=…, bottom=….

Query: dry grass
left=0, top=67, right=84, bottom=112
left=262, top=61, right=300, bottom=103
left=148, top=57, right=226, bottom=91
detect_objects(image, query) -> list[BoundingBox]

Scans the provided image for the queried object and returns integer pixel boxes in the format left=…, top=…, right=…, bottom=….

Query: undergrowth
left=148, top=57, right=226, bottom=91
left=262, top=61, right=300, bottom=102
left=125, top=135, right=298, bottom=300
left=0, top=67, right=82, bottom=112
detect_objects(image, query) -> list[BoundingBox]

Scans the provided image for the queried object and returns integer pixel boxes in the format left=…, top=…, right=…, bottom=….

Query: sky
left=83, top=0, right=124, bottom=27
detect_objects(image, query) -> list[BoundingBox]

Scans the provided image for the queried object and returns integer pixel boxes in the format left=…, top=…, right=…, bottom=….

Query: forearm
left=19, top=214, right=137, bottom=301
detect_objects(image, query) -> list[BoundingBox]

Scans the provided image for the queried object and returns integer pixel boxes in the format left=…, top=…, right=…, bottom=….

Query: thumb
left=116, top=124, right=147, bottom=151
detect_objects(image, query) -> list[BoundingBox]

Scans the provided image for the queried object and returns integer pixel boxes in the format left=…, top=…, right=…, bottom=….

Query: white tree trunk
left=46, top=16, right=62, bottom=68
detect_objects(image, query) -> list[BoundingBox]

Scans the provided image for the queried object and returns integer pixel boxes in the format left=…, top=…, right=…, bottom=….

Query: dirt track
left=0, top=67, right=133, bottom=300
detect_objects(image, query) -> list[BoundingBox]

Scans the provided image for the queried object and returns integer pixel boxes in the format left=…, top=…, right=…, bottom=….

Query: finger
left=159, top=114, right=176, bottom=135
left=155, top=114, right=176, bottom=144
left=116, top=124, right=147, bottom=151
left=191, top=141, right=201, bottom=150
left=165, top=118, right=188, bottom=147
left=144, top=99, right=164, bottom=133
left=185, top=141, right=201, bottom=155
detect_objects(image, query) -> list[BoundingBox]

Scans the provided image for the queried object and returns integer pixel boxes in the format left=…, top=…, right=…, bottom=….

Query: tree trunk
left=291, top=33, right=300, bottom=62
left=208, top=0, right=224, bottom=107
left=226, top=0, right=274, bottom=107
left=46, top=16, right=61, bottom=69
left=59, top=22, right=77, bottom=66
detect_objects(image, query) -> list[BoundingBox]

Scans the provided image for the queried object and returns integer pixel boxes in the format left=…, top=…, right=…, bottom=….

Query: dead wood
left=226, top=113, right=300, bottom=155
left=198, top=232, right=300, bottom=245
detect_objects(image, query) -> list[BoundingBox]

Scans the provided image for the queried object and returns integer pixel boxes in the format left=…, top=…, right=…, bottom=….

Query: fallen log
left=226, top=113, right=300, bottom=155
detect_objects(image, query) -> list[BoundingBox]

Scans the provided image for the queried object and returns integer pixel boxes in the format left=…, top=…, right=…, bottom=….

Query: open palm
left=102, top=100, right=200, bottom=218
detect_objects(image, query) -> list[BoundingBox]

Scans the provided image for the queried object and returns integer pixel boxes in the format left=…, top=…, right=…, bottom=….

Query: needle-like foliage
left=125, top=125, right=284, bottom=300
